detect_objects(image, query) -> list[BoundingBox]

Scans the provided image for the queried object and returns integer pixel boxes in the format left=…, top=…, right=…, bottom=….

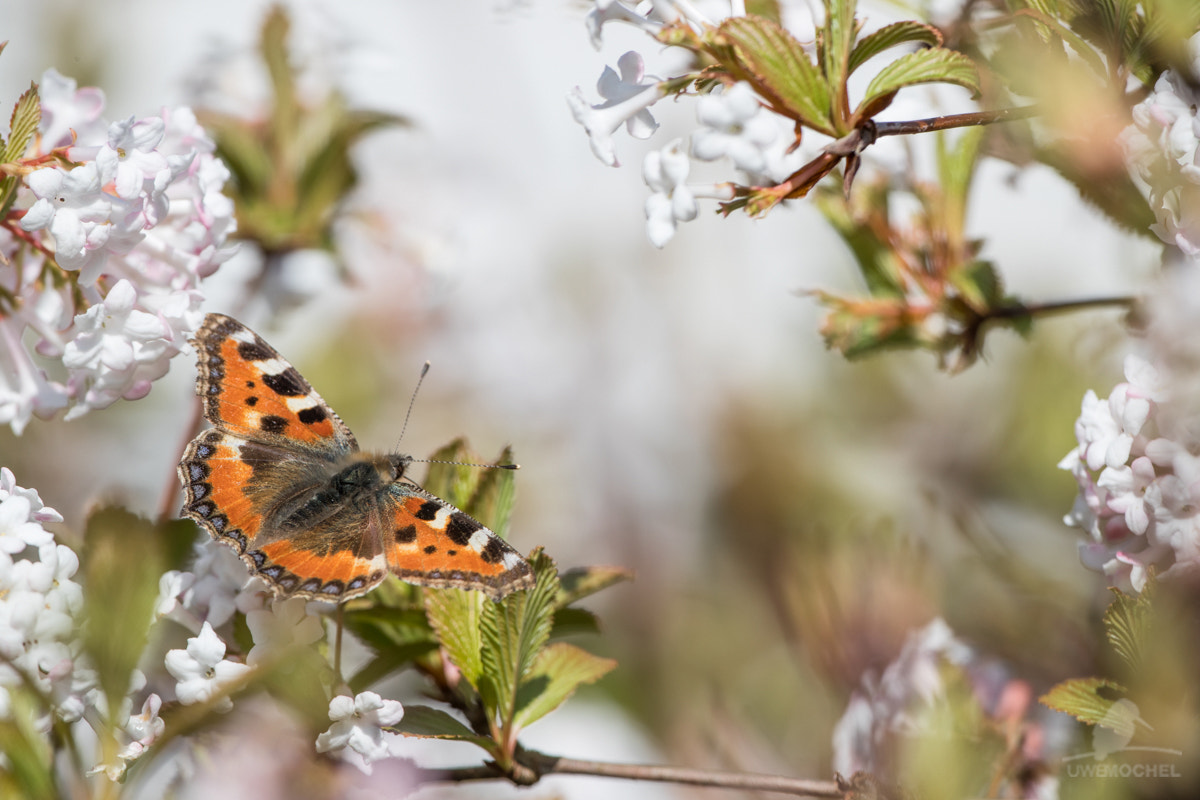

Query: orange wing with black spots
left=177, top=312, right=533, bottom=603
left=383, top=486, right=532, bottom=599
left=190, top=313, right=356, bottom=453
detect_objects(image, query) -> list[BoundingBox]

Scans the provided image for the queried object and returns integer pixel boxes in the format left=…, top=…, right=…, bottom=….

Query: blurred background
left=0, top=0, right=1170, bottom=797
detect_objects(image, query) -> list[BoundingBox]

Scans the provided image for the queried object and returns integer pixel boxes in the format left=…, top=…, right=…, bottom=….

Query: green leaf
left=464, top=446, right=517, bottom=538
left=479, top=550, right=559, bottom=722
left=512, top=643, right=617, bottom=729
left=0, top=693, right=57, bottom=800
left=936, top=127, right=985, bottom=235
left=856, top=49, right=981, bottom=122
left=5, top=83, right=40, bottom=162
left=393, top=705, right=495, bottom=752
left=718, top=16, right=834, bottom=134
left=347, top=641, right=439, bottom=694
left=80, top=508, right=173, bottom=717
left=425, top=588, right=486, bottom=688
left=551, top=607, right=602, bottom=638
left=423, top=438, right=479, bottom=507
left=848, top=21, right=942, bottom=76
left=822, top=0, right=859, bottom=125
left=1013, top=8, right=1108, bottom=79
left=556, top=565, right=633, bottom=608
left=1039, top=677, right=1127, bottom=725
left=1103, top=587, right=1152, bottom=672
left=948, top=260, right=1003, bottom=313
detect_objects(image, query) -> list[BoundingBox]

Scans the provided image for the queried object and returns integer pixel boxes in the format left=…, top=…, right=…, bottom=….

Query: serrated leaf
left=425, top=588, right=486, bottom=688
left=848, top=21, right=942, bottom=76
left=423, top=439, right=480, bottom=507
left=393, top=705, right=495, bottom=752
left=6, top=83, right=40, bottom=162
left=80, top=508, right=172, bottom=718
left=480, top=550, right=558, bottom=722
left=1039, top=677, right=1127, bottom=725
left=512, top=643, right=617, bottom=729
left=718, top=16, right=834, bottom=134
left=464, top=446, right=517, bottom=538
left=822, top=0, right=858, bottom=124
left=556, top=565, right=633, bottom=608
left=1103, top=587, right=1152, bottom=672
left=856, top=49, right=980, bottom=123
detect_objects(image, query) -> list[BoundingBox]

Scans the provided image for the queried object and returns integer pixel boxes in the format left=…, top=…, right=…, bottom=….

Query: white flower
left=182, top=539, right=263, bottom=627
left=164, top=621, right=252, bottom=711
left=316, top=691, right=405, bottom=773
left=585, top=0, right=665, bottom=49
left=568, top=51, right=663, bottom=167
left=691, top=82, right=779, bottom=176
left=0, top=494, right=56, bottom=553
left=245, top=596, right=324, bottom=667
left=643, top=139, right=698, bottom=247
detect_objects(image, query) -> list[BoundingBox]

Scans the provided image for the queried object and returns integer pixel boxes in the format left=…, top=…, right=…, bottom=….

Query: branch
left=415, top=747, right=844, bottom=797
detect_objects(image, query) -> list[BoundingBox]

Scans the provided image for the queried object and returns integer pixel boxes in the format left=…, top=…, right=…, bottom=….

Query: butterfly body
left=178, top=313, right=532, bottom=602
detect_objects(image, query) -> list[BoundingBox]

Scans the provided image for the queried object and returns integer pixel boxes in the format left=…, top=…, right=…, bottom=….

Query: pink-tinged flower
left=164, top=621, right=252, bottom=711
left=316, top=691, right=405, bottom=774
left=61, top=279, right=176, bottom=417
left=691, top=82, right=779, bottom=176
left=20, top=161, right=126, bottom=279
left=37, top=69, right=106, bottom=151
left=568, top=51, right=663, bottom=167
left=0, top=319, right=69, bottom=434
left=94, top=115, right=172, bottom=201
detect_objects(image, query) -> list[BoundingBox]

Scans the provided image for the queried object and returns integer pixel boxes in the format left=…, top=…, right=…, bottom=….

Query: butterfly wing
left=179, top=313, right=376, bottom=600
left=189, top=313, right=357, bottom=452
left=383, top=483, right=533, bottom=600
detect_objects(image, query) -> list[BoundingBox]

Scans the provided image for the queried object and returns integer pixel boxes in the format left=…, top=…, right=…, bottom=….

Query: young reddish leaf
left=512, top=643, right=617, bottom=729
left=856, top=49, right=980, bottom=123
left=718, top=16, right=835, bottom=135
left=847, top=21, right=943, bottom=75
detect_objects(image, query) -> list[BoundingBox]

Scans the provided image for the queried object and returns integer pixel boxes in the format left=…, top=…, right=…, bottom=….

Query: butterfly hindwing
left=383, top=483, right=534, bottom=600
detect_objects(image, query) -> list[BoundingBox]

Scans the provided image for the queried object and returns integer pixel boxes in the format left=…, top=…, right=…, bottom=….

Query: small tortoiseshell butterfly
left=177, top=313, right=533, bottom=602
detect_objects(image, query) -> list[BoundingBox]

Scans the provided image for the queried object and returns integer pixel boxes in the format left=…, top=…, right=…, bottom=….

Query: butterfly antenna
left=409, top=457, right=520, bottom=470
left=395, top=361, right=431, bottom=449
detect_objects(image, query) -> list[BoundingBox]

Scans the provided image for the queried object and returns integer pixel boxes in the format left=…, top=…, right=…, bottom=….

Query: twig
left=416, top=748, right=843, bottom=797
left=873, top=105, right=1039, bottom=137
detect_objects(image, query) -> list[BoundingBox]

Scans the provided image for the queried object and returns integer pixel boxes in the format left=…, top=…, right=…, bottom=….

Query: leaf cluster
left=197, top=5, right=409, bottom=274
left=339, top=440, right=627, bottom=772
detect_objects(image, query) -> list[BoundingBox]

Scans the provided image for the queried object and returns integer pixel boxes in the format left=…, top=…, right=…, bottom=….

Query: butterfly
left=177, top=313, right=533, bottom=602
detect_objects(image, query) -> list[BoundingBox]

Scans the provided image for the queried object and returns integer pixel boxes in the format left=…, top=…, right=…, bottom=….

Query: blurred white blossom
left=568, top=51, right=663, bottom=167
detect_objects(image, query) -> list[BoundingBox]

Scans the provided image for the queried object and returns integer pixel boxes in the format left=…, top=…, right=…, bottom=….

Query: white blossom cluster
left=1059, top=353, right=1200, bottom=592
left=0, top=467, right=411, bottom=784
left=1123, top=39, right=1200, bottom=257
left=0, top=467, right=165, bottom=780
left=569, top=1, right=803, bottom=247
left=1, top=69, right=236, bottom=433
